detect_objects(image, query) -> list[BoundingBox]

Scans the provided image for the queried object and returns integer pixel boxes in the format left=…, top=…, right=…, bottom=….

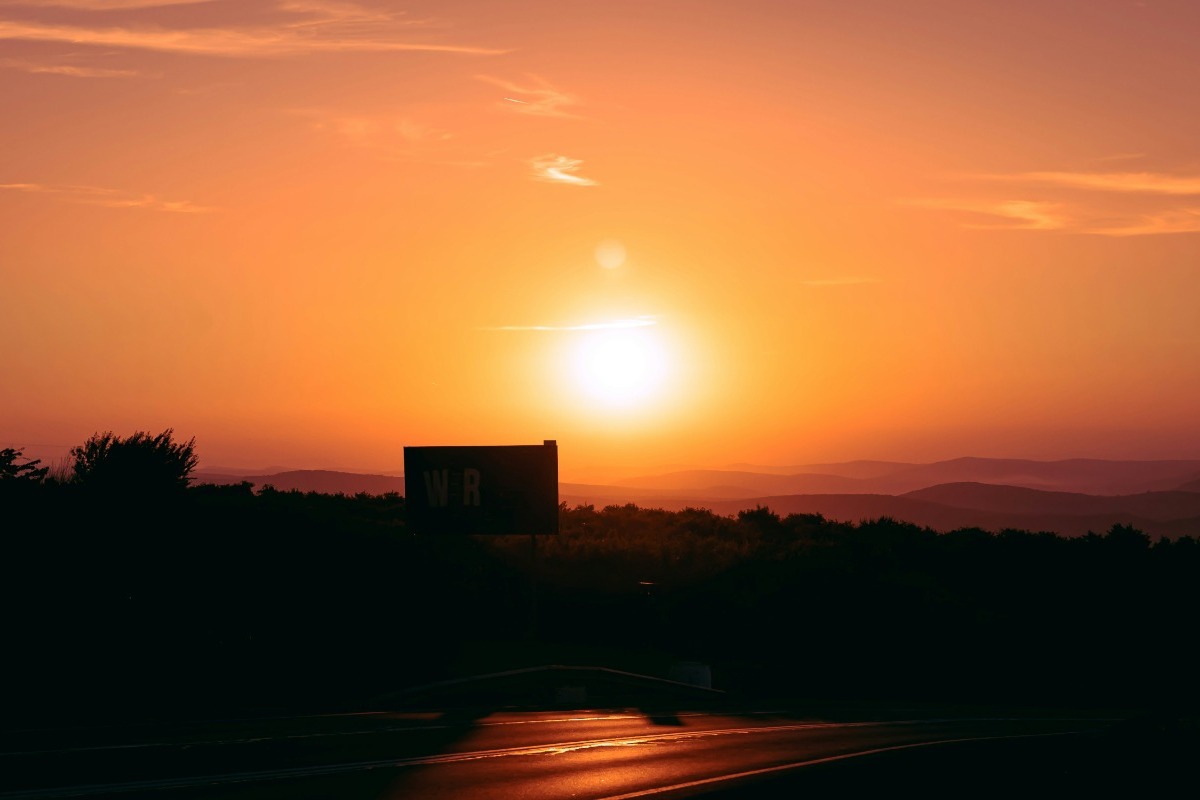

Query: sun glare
left=572, top=328, right=669, bottom=409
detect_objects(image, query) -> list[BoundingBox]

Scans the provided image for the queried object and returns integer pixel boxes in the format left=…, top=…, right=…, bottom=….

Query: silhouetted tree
left=736, top=505, right=783, bottom=536
left=69, top=429, right=198, bottom=493
left=0, top=447, right=48, bottom=482
left=1105, top=522, right=1151, bottom=552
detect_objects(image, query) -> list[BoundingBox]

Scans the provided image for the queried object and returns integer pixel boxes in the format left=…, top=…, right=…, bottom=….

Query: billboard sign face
left=403, top=441, right=559, bottom=535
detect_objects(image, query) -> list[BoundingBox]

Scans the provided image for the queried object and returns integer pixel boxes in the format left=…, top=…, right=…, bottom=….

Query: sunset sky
left=3, top=0, right=1199, bottom=480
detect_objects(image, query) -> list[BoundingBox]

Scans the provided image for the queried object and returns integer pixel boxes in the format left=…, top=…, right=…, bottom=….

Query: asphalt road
left=2, top=705, right=1153, bottom=799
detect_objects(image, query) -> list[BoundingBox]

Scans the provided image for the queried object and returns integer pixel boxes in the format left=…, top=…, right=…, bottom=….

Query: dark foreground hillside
left=4, top=481, right=1198, bottom=727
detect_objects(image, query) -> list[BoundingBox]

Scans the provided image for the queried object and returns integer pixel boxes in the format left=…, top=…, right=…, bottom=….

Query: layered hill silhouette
left=193, top=457, right=1200, bottom=540
left=194, top=469, right=405, bottom=495
left=612, top=457, right=1200, bottom=496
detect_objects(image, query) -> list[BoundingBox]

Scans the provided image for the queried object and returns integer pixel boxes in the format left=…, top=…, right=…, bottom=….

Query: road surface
left=0, top=705, right=1167, bottom=799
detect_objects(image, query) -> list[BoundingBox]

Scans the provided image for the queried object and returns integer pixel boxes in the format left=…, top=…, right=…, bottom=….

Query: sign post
left=404, top=441, right=559, bottom=640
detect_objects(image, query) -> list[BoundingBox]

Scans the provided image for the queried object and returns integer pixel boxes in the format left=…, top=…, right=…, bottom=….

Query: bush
left=69, top=429, right=198, bottom=493
left=0, top=447, right=48, bottom=482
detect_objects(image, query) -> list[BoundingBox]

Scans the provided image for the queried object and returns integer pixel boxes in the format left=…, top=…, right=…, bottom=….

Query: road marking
left=595, top=731, right=1081, bottom=799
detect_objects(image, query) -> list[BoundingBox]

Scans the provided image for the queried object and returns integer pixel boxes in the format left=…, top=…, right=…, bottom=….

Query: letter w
left=423, top=469, right=449, bottom=507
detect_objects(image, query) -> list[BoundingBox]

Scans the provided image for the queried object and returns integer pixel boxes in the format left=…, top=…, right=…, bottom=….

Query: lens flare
left=595, top=239, right=627, bottom=269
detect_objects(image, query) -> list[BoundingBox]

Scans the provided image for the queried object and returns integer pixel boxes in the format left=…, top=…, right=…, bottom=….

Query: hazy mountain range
left=193, top=458, right=1200, bottom=539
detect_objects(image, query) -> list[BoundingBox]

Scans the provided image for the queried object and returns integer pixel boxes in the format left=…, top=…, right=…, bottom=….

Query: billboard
left=403, top=441, right=559, bottom=535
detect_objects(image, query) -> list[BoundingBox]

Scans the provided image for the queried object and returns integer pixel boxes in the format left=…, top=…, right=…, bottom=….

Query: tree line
left=3, top=431, right=1198, bottom=724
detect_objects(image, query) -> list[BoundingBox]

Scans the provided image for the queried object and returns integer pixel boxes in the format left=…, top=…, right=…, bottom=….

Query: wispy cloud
left=485, top=316, right=657, bottom=332
left=0, top=2, right=505, bottom=58
left=911, top=166, right=1200, bottom=237
left=1, top=182, right=216, bottom=213
left=292, top=108, right=479, bottom=165
left=531, top=154, right=597, bottom=186
left=3, top=1, right=204, bottom=8
left=961, top=200, right=1066, bottom=230
left=1087, top=208, right=1200, bottom=237
left=1, top=57, right=139, bottom=78
left=477, top=74, right=579, bottom=118
left=305, top=111, right=452, bottom=145
left=908, top=198, right=1067, bottom=231
left=800, top=276, right=881, bottom=287
left=978, top=171, right=1200, bottom=195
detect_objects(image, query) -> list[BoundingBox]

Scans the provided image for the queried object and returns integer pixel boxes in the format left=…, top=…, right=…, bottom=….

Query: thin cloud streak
left=907, top=198, right=1066, bottom=231
left=0, top=20, right=505, bottom=57
left=909, top=195, right=1200, bottom=237
left=484, top=316, right=657, bottom=332
left=979, top=171, right=1200, bottom=195
left=477, top=74, right=579, bottom=117
left=801, top=277, right=881, bottom=286
left=1087, top=209, right=1200, bottom=237
left=4, top=1, right=204, bottom=7
left=963, top=200, right=1065, bottom=230
left=913, top=166, right=1200, bottom=236
left=1, top=182, right=216, bottom=213
left=531, top=154, right=597, bottom=186
left=0, top=2, right=506, bottom=58
left=303, top=110, right=452, bottom=145
left=1, top=58, right=139, bottom=77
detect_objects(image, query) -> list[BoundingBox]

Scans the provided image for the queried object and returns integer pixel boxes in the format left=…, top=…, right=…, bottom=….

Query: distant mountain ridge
left=720, top=460, right=915, bottom=479
left=904, top=482, right=1200, bottom=520
left=192, top=458, right=1200, bottom=540
left=615, top=457, right=1200, bottom=497
left=695, top=493, right=1200, bottom=541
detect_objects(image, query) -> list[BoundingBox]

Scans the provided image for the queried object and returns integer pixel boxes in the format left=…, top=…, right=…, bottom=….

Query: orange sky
left=3, top=0, right=1200, bottom=480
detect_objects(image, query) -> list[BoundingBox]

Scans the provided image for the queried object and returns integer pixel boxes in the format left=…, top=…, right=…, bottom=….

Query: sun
left=572, top=328, right=669, bottom=409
